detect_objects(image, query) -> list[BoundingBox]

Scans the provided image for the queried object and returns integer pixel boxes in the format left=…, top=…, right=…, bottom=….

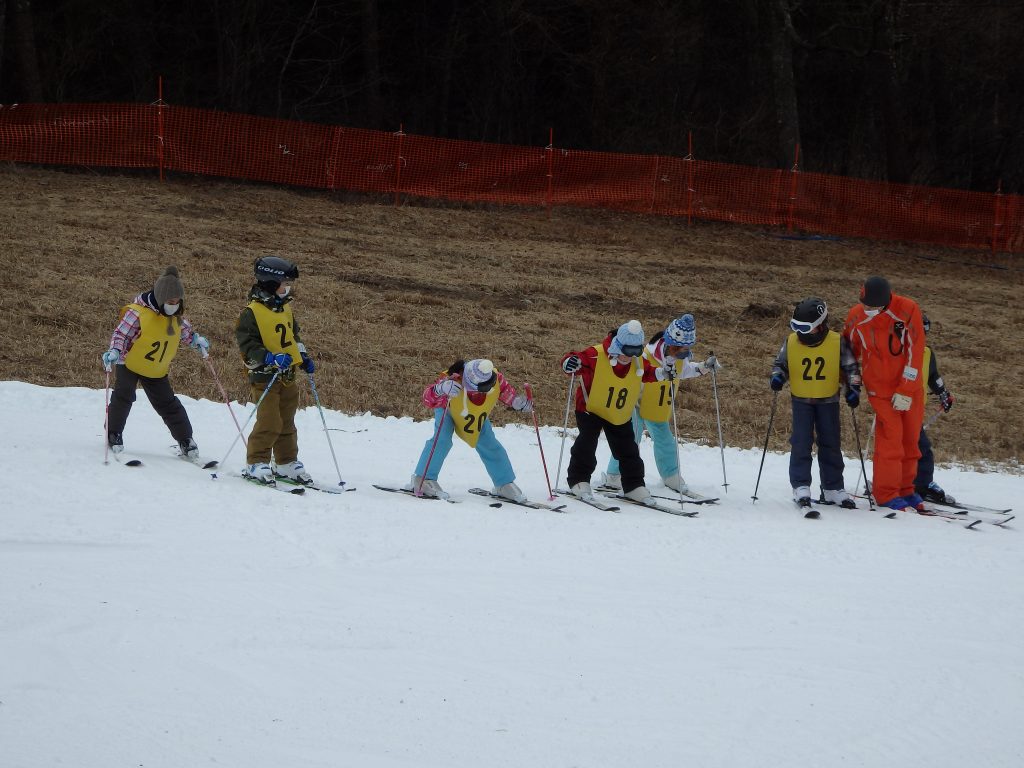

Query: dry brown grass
left=2, top=164, right=1021, bottom=469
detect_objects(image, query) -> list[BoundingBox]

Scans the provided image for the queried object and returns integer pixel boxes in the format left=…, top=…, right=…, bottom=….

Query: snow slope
left=2, top=380, right=1022, bottom=768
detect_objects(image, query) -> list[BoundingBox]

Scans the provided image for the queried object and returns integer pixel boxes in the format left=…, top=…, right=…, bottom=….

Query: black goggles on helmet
left=475, top=373, right=497, bottom=393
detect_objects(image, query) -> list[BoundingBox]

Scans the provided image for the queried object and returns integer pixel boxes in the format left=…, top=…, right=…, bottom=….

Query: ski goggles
left=790, top=308, right=829, bottom=334
left=617, top=344, right=644, bottom=357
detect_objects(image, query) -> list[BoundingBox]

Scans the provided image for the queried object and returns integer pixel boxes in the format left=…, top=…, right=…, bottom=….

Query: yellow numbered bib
left=638, top=348, right=681, bottom=423
left=587, top=345, right=643, bottom=425
left=921, top=347, right=932, bottom=394
left=248, top=301, right=298, bottom=367
left=452, top=383, right=500, bottom=447
left=787, top=330, right=840, bottom=398
left=123, top=303, right=180, bottom=378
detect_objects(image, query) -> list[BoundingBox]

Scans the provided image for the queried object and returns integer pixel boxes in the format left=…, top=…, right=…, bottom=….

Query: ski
left=553, top=488, right=621, bottom=512
left=225, top=472, right=306, bottom=494
left=795, top=499, right=820, bottom=519
left=597, top=492, right=699, bottom=517
left=924, top=498, right=1012, bottom=516
left=913, top=505, right=982, bottom=529
left=372, top=484, right=461, bottom=504
left=467, top=488, right=567, bottom=512
left=275, top=476, right=354, bottom=495
left=927, top=507, right=1014, bottom=527
left=597, top=485, right=717, bottom=506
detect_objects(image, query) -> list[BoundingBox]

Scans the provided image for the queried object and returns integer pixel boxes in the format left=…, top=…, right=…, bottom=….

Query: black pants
left=107, top=365, right=193, bottom=443
left=567, top=410, right=646, bottom=492
left=914, top=428, right=934, bottom=491
left=789, top=399, right=844, bottom=491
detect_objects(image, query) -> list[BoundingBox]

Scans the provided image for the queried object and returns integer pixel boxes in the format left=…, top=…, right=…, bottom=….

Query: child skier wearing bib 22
left=770, top=298, right=861, bottom=510
left=405, top=359, right=534, bottom=501
left=601, top=313, right=721, bottom=494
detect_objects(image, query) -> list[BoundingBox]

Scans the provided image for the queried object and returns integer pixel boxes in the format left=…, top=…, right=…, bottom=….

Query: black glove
left=939, top=390, right=954, bottom=413
left=845, top=385, right=861, bottom=409
left=770, top=373, right=785, bottom=392
left=562, top=355, right=582, bottom=374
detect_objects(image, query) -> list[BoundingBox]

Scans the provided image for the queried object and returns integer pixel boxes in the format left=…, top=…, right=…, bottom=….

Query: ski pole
left=213, top=370, right=280, bottom=477
left=668, top=379, right=686, bottom=506
left=307, top=374, right=346, bottom=487
left=922, top=404, right=943, bottom=432
left=203, top=353, right=246, bottom=445
left=850, top=407, right=874, bottom=510
left=103, top=369, right=111, bottom=465
left=524, top=383, right=556, bottom=500
left=554, top=372, right=576, bottom=492
left=854, top=413, right=876, bottom=496
left=417, top=398, right=451, bottom=496
left=708, top=352, right=729, bottom=493
left=751, top=390, right=779, bottom=502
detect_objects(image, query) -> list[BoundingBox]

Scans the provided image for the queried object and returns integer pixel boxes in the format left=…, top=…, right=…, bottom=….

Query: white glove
left=511, top=394, right=533, bottom=413
left=891, top=392, right=913, bottom=412
left=703, top=354, right=722, bottom=371
left=190, top=334, right=210, bottom=356
left=433, top=379, right=462, bottom=398
left=101, top=349, right=120, bottom=371
left=656, top=361, right=676, bottom=382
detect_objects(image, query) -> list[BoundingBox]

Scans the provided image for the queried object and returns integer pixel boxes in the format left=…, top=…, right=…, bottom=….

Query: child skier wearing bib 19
left=913, top=312, right=957, bottom=505
left=770, top=298, right=861, bottom=510
left=405, top=359, right=534, bottom=501
left=600, top=314, right=721, bottom=493
left=560, top=320, right=671, bottom=503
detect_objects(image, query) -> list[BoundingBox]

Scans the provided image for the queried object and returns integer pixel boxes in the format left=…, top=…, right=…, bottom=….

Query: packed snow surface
left=2, top=380, right=1022, bottom=767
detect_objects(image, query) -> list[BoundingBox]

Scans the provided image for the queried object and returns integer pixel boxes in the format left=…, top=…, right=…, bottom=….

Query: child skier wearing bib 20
left=405, top=359, right=534, bottom=501
left=102, top=266, right=210, bottom=458
left=560, top=320, right=670, bottom=503
left=601, top=314, right=721, bottom=494
left=770, top=298, right=861, bottom=510
left=236, top=256, right=317, bottom=486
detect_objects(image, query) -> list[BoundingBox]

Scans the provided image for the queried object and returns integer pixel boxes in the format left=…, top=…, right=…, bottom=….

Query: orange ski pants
left=868, top=393, right=925, bottom=505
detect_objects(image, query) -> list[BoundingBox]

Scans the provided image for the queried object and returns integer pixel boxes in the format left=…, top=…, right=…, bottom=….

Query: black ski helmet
left=791, top=297, right=829, bottom=345
left=254, top=256, right=299, bottom=286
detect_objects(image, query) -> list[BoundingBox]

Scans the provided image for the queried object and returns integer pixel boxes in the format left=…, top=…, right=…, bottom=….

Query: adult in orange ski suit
left=843, top=276, right=926, bottom=508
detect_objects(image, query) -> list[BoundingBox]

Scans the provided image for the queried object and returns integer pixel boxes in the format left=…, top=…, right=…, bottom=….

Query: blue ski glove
left=770, top=373, right=785, bottom=392
left=845, top=385, right=861, bottom=409
left=264, top=351, right=293, bottom=370
left=101, top=349, right=120, bottom=371
left=299, top=352, right=315, bottom=373
left=190, top=334, right=210, bottom=356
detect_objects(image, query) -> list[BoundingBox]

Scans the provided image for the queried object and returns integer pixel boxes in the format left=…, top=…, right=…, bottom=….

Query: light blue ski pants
left=414, top=407, right=516, bottom=486
left=606, top=412, right=678, bottom=480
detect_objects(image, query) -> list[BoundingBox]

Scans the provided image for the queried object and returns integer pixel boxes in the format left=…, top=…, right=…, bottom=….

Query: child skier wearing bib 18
left=601, top=314, right=721, bottom=493
left=236, top=256, right=317, bottom=486
left=102, top=265, right=210, bottom=458
left=560, top=320, right=670, bottom=503
left=405, top=359, right=534, bottom=501
left=770, top=298, right=861, bottom=510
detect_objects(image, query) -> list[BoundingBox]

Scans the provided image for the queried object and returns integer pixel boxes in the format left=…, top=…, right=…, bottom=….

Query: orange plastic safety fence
left=2, top=102, right=1021, bottom=253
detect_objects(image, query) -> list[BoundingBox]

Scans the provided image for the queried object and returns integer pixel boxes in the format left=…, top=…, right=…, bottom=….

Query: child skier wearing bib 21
left=405, top=359, right=534, bottom=501
left=770, top=298, right=861, bottom=510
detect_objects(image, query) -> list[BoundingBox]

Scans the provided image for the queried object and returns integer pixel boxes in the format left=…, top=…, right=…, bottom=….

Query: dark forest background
left=1, top=0, right=1022, bottom=192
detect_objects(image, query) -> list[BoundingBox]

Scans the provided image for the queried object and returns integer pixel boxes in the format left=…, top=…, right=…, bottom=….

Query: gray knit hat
left=154, top=266, right=184, bottom=305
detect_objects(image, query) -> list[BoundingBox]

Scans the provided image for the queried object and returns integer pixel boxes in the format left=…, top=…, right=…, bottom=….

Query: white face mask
left=863, top=308, right=881, bottom=318
left=163, top=303, right=180, bottom=315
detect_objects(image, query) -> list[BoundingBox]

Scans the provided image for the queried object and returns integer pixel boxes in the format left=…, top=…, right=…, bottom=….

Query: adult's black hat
left=254, top=255, right=299, bottom=283
left=860, top=275, right=891, bottom=308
